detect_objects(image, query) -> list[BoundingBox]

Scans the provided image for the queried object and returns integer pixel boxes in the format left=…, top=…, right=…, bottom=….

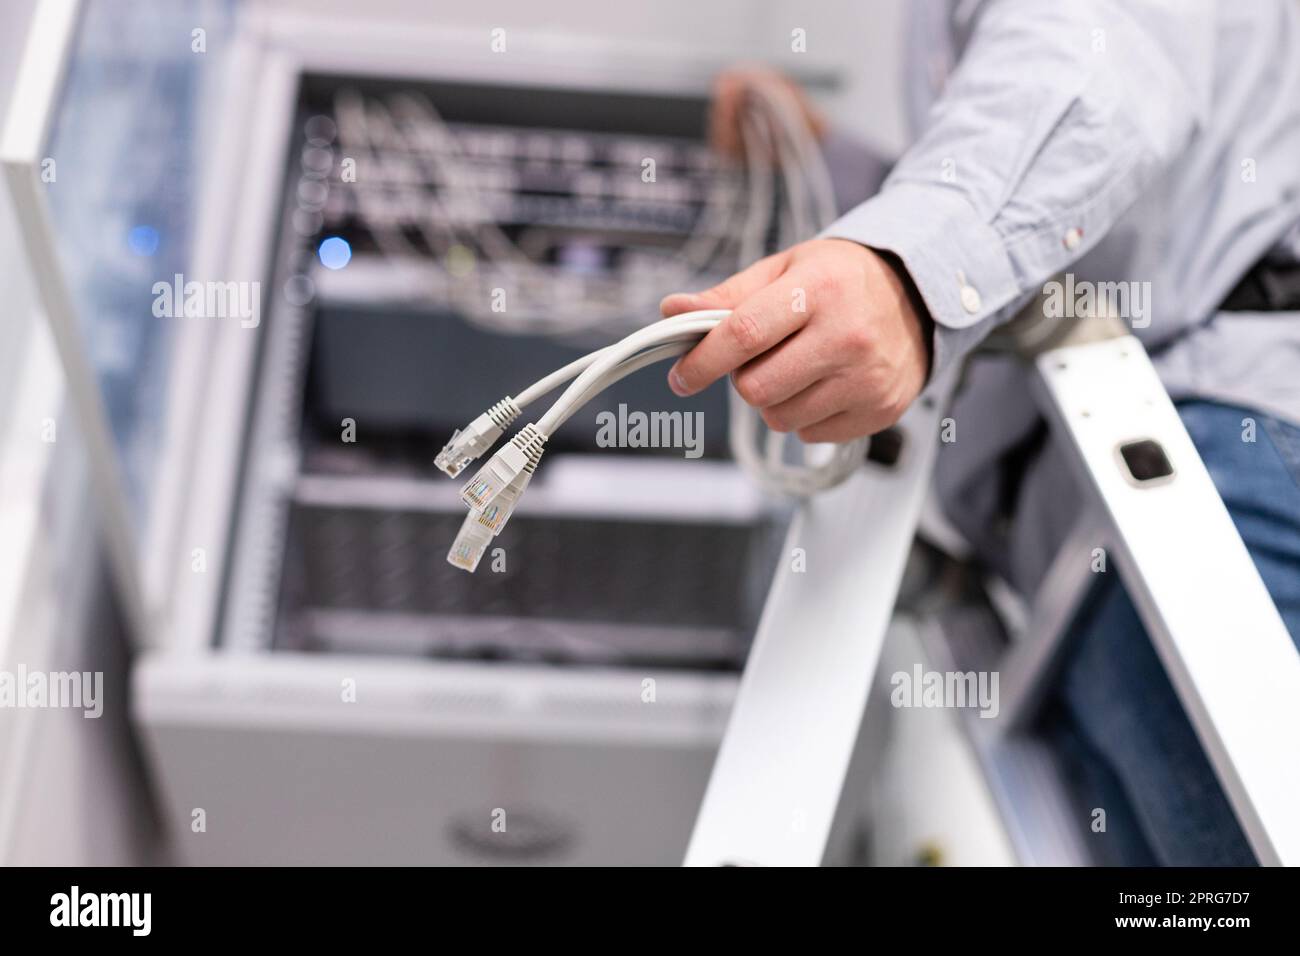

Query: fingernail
left=668, top=365, right=689, bottom=396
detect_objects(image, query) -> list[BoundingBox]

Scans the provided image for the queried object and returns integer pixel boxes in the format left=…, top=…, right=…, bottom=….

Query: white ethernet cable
left=468, top=340, right=694, bottom=541
left=458, top=312, right=726, bottom=509
left=534, top=312, right=728, bottom=437
left=447, top=508, right=496, bottom=572
left=434, top=310, right=723, bottom=478
left=433, top=396, right=523, bottom=479
left=552, top=340, right=694, bottom=430
left=443, top=312, right=727, bottom=570
left=445, top=341, right=695, bottom=570
left=442, top=300, right=866, bottom=570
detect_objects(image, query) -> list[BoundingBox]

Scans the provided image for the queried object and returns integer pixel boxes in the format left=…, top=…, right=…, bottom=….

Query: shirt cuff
left=819, top=182, right=1025, bottom=379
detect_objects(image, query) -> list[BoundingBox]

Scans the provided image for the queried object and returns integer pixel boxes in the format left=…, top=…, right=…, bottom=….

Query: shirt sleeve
left=821, top=0, right=1212, bottom=380
left=819, top=128, right=893, bottom=215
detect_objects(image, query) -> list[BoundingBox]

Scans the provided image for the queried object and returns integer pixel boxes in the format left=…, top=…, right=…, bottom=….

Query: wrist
left=871, top=247, right=935, bottom=381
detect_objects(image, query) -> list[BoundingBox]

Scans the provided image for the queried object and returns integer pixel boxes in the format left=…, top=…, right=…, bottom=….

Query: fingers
left=758, top=377, right=852, bottom=434
left=794, top=409, right=879, bottom=444
left=730, top=332, right=837, bottom=409
left=667, top=272, right=810, bottom=396
left=659, top=237, right=924, bottom=444
left=659, top=250, right=789, bottom=317
left=760, top=372, right=902, bottom=441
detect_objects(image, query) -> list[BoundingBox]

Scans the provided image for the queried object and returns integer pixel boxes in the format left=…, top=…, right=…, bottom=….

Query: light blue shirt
left=822, top=0, right=1300, bottom=591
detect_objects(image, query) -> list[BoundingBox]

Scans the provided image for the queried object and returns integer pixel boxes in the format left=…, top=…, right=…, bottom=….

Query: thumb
left=659, top=289, right=725, bottom=317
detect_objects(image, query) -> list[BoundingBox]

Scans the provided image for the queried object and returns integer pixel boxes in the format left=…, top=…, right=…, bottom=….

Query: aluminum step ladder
left=686, top=307, right=1300, bottom=867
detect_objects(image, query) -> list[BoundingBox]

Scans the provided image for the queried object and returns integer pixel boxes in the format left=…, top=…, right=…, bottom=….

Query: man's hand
left=661, top=239, right=932, bottom=442
left=709, top=66, right=828, bottom=160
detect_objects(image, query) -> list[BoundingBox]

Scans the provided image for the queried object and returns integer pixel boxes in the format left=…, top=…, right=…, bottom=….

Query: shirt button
left=1064, top=226, right=1083, bottom=251
left=960, top=283, right=981, bottom=314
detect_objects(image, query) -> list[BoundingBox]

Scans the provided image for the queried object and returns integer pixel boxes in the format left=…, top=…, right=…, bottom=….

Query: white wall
left=761, top=0, right=909, bottom=154
left=252, top=0, right=909, bottom=151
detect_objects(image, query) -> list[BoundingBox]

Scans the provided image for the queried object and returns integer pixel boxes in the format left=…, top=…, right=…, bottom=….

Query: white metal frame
left=685, top=384, right=952, bottom=866
left=1026, top=333, right=1300, bottom=866
left=0, top=0, right=275, bottom=656
left=688, top=328, right=1300, bottom=866
left=0, top=0, right=152, bottom=645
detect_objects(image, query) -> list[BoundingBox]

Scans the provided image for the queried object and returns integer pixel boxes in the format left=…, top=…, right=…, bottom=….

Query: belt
left=1220, top=257, right=1300, bottom=312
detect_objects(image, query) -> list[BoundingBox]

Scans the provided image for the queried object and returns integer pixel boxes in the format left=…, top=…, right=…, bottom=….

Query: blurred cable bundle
left=321, top=87, right=745, bottom=334
left=413, top=79, right=870, bottom=569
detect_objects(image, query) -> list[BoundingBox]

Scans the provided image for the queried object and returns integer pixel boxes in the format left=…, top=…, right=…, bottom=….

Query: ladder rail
left=687, top=324, right=1300, bottom=866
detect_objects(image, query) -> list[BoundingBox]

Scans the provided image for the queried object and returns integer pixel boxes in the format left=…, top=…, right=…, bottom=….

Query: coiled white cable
left=725, top=84, right=869, bottom=496
left=554, top=341, right=693, bottom=429
left=536, top=311, right=729, bottom=435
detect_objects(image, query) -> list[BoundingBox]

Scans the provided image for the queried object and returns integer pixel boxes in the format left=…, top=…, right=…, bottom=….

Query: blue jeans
left=1055, top=400, right=1300, bottom=866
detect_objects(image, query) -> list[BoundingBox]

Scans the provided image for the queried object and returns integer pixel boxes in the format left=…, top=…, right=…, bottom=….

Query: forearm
left=822, top=0, right=1210, bottom=380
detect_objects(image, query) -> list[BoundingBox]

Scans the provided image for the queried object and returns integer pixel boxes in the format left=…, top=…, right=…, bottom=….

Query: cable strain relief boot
left=510, top=423, right=548, bottom=474
left=488, top=396, right=522, bottom=429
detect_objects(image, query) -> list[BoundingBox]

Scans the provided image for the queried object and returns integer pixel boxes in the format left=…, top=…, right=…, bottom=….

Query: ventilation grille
left=274, top=501, right=779, bottom=669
